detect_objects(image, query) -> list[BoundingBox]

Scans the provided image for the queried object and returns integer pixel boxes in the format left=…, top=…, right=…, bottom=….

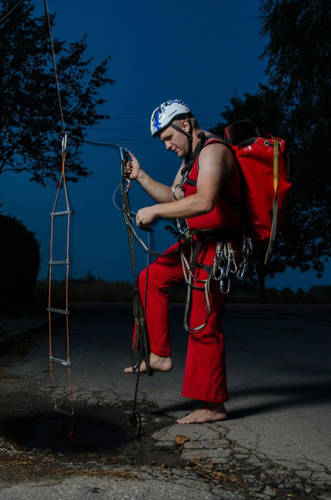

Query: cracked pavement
left=0, top=302, right=330, bottom=499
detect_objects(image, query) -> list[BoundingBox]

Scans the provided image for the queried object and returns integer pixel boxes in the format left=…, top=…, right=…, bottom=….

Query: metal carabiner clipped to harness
left=212, top=241, right=238, bottom=294
left=220, top=277, right=231, bottom=295
left=236, top=236, right=253, bottom=281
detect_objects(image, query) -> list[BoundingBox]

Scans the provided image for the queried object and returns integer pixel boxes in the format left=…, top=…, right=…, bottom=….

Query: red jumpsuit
left=134, top=139, right=241, bottom=403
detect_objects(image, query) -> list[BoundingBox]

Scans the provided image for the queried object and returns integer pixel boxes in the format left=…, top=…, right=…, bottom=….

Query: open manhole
left=0, top=413, right=134, bottom=453
left=0, top=404, right=186, bottom=471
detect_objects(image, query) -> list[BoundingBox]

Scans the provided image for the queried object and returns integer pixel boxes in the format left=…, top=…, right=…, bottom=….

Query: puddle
left=0, top=413, right=130, bottom=453
left=0, top=402, right=185, bottom=477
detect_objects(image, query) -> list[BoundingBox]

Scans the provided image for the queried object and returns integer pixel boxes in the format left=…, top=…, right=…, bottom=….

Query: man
left=124, top=99, right=241, bottom=424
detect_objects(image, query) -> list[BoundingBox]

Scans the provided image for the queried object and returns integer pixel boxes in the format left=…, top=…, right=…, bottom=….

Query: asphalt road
left=0, top=302, right=330, bottom=499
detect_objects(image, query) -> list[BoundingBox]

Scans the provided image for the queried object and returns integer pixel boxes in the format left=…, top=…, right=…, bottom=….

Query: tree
left=0, top=0, right=114, bottom=184
left=212, top=0, right=331, bottom=282
left=0, top=214, right=40, bottom=312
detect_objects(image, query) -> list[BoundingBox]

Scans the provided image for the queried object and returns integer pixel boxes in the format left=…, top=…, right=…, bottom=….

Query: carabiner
left=61, top=132, right=67, bottom=154
left=237, top=259, right=248, bottom=281
left=220, top=277, right=231, bottom=295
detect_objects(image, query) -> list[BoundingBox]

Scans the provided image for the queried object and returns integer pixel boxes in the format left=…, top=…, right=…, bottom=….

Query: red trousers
left=134, top=240, right=229, bottom=403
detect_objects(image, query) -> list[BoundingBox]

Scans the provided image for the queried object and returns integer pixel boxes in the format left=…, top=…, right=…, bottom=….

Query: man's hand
left=123, top=151, right=141, bottom=180
left=136, top=206, right=157, bottom=229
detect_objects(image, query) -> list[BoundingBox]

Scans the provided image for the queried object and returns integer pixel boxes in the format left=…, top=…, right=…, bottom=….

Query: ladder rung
left=49, top=260, right=70, bottom=265
left=50, top=356, right=71, bottom=367
left=51, top=210, right=72, bottom=217
left=54, top=406, right=74, bottom=417
left=47, top=307, right=69, bottom=315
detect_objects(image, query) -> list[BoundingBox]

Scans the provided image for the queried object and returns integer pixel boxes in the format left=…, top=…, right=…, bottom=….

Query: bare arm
left=126, top=152, right=174, bottom=203
left=136, top=143, right=234, bottom=227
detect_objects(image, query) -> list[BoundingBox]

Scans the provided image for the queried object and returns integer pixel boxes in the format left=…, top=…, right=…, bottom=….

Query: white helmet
left=150, top=99, right=193, bottom=137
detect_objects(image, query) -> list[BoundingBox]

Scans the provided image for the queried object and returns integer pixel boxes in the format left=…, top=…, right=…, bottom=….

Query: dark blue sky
left=1, top=0, right=330, bottom=290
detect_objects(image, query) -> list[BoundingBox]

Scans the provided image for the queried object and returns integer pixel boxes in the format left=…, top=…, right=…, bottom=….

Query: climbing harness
left=177, top=229, right=251, bottom=333
left=167, top=132, right=242, bottom=332
left=171, top=121, right=291, bottom=334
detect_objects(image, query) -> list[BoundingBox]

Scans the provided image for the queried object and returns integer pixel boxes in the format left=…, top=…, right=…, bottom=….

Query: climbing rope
left=43, top=0, right=65, bottom=132
left=118, top=150, right=152, bottom=438
left=72, top=138, right=155, bottom=437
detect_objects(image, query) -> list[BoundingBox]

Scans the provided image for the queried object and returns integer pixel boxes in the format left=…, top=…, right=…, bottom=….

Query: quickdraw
left=236, top=235, right=254, bottom=281
left=212, top=241, right=238, bottom=294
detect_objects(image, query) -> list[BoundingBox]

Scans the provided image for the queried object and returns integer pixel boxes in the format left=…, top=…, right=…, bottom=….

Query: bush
left=0, top=214, right=40, bottom=313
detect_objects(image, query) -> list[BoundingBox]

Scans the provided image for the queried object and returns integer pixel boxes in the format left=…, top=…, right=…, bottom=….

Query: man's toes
left=124, top=361, right=147, bottom=374
left=177, top=415, right=194, bottom=424
left=177, top=408, right=227, bottom=424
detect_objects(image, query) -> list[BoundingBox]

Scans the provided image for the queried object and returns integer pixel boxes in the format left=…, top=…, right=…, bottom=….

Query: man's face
left=159, top=125, right=189, bottom=158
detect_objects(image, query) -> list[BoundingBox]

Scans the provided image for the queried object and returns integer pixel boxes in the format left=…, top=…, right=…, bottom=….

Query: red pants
left=134, top=240, right=229, bottom=403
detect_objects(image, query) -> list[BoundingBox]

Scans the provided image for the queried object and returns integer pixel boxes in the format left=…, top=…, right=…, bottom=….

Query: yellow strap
left=264, top=140, right=279, bottom=264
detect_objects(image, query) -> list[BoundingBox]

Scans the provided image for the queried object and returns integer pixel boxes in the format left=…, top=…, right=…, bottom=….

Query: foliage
left=36, top=278, right=134, bottom=304
left=0, top=0, right=114, bottom=184
left=32, top=277, right=331, bottom=305
left=211, top=0, right=331, bottom=279
left=0, top=214, right=40, bottom=312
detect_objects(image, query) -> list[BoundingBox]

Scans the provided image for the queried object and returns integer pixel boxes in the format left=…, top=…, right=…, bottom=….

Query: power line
left=0, top=0, right=24, bottom=24
left=84, top=138, right=154, bottom=144
left=103, top=112, right=222, bottom=121
left=43, top=0, right=66, bottom=132
left=90, top=121, right=218, bottom=131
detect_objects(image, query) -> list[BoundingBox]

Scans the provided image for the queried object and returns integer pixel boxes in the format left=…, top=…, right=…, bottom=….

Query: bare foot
left=177, top=402, right=227, bottom=424
left=124, top=352, right=172, bottom=374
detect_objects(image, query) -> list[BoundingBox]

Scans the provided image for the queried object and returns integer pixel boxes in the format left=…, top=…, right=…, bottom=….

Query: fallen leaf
left=174, top=434, right=190, bottom=445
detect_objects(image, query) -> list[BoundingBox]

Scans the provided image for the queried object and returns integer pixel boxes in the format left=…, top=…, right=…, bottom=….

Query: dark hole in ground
left=0, top=403, right=184, bottom=468
left=0, top=413, right=132, bottom=453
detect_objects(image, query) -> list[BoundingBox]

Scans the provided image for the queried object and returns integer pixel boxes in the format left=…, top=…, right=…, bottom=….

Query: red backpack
left=223, top=120, right=292, bottom=263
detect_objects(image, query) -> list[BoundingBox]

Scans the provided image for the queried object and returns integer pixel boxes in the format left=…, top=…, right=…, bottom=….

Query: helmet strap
left=171, top=122, right=193, bottom=164
left=171, top=123, right=193, bottom=143
left=180, top=131, right=207, bottom=179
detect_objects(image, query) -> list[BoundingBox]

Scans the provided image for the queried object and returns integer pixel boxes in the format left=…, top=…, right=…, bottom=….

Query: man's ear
left=181, top=119, right=191, bottom=133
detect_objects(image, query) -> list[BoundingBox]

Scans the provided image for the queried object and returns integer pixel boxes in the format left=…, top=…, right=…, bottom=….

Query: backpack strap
left=181, top=134, right=232, bottom=187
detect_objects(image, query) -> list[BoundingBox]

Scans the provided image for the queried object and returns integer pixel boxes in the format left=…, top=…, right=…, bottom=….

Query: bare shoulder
left=199, top=140, right=234, bottom=174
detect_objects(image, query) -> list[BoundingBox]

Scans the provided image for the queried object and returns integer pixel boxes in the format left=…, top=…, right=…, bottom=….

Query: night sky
left=1, top=0, right=329, bottom=290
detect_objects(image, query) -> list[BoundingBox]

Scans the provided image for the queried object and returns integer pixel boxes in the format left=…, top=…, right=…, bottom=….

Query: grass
left=36, top=278, right=135, bottom=304
left=0, top=277, right=330, bottom=323
left=0, top=325, right=14, bottom=337
left=38, top=277, right=331, bottom=305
